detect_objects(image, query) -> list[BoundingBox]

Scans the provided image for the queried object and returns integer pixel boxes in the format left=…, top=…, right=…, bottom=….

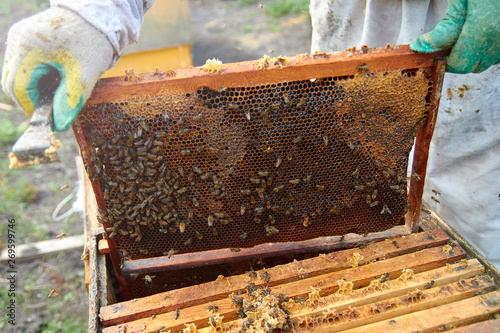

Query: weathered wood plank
left=213, top=263, right=492, bottom=333
left=100, top=229, right=449, bottom=326
left=121, top=226, right=412, bottom=276
left=104, top=258, right=482, bottom=333
left=446, top=318, right=500, bottom=333
left=291, top=276, right=496, bottom=332
left=101, top=239, right=464, bottom=330
left=0, top=235, right=84, bottom=263
left=341, top=290, right=500, bottom=333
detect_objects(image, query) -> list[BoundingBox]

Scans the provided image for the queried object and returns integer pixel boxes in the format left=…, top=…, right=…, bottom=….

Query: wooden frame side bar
left=406, top=58, right=447, bottom=233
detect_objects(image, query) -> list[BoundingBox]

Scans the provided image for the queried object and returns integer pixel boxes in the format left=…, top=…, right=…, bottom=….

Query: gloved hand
left=410, top=0, right=499, bottom=74
left=2, top=7, right=114, bottom=131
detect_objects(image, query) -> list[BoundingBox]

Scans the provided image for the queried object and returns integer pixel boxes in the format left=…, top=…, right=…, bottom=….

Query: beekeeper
left=2, top=0, right=499, bottom=267
left=2, top=0, right=154, bottom=132
left=310, top=0, right=500, bottom=268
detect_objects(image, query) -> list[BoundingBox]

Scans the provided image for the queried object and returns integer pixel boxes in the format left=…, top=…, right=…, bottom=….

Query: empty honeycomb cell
left=78, top=68, right=431, bottom=282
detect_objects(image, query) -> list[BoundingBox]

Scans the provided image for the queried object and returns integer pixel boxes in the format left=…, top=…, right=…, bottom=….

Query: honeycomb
left=76, top=66, right=432, bottom=266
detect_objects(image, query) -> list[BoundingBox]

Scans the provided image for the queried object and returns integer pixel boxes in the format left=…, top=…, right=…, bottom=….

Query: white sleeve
left=50, top=0, right=155, bottom=66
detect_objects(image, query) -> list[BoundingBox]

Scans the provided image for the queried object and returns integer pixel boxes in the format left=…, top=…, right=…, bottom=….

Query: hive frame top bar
left=87, top=45, right=448, bottom=105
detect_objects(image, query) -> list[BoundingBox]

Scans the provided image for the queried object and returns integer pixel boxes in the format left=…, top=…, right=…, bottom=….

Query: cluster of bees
left=80, top=69, right=424, bottom=262
left=230, top=283, right=293, bottom=332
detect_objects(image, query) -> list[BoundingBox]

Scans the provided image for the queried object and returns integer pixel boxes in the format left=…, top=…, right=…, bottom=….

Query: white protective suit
left=49, top=0, right=499, bottom=267
left=310, top=0, right=500, bottom=269
left=50, top=0, right=154, bottom=66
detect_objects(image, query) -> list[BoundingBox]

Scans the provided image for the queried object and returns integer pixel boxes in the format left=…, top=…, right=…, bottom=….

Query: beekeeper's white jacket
left=311, top=0, right=500, bottom=269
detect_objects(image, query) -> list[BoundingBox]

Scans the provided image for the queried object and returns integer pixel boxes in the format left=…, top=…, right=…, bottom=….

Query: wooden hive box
left=74, top=46, right=500, bottom=332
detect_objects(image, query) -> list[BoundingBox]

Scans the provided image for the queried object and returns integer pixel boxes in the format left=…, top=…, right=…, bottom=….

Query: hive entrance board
left=74, top=45, right=447, bottom=299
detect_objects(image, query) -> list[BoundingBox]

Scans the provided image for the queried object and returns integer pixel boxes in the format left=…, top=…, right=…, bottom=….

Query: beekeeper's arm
left=410, top=0, right=499, bottom=74
left=1, top=0, right=154, bottom=132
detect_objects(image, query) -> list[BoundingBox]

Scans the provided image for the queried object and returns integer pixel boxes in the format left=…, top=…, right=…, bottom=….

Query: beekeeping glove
left=409, top=0, right=500, bottom=74
left=1, top=7, right=114, bottom=131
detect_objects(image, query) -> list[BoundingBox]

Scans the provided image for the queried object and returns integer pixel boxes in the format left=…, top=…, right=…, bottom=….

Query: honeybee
left=283, top=95, right=291, bottom=107
left=330, top=205, right=339, bottom=214
left=370, top=201, right=380, bottom=207
left=193, top=113, right=203, bottom=121
left=413, top=172, right=421, bottom=181
left=56, top=233, right=67, bottom=239
left=286, top=152, right=293, bottom=161
left=351, top=167, right=361, bottom=177
left=347, top=141, right=356, bottom=150
left=267, top=177, right=272, bottom=186
left=366, top=195, right=372, bottom=204
left=139, top=120, right=149, bottom=131
left=371, top=189, right=378, bottom=200
left=250, top=196, right=257, bottom=204
left=179, top=222, right=186, bottom=233
left=289, top=179, right=300, bottom=185
left=241, top=189, right=251, bottom=195
left=48, top=289, right=57, bottom=298
left=303, top=215, right=309, bottom=227
left=166, top=248, right=177, bottom=259
left=303, top=174, right=312, bottom=182
left=275, top=156, right=282, bottom=168
left=59, top=184, right=69, bottom=191
left=195, top=230, right=203, bottom=240
left=184, top=238, right=192, bottom=247
left=432, top=189, right=441, bottom=195
left=208, top=215, right=214, bottom=226
left=323, top=136, right=329, bottom=146
left=179, top=128, right=190, bottom=135
left=292, top=135, right=302, bottom=144
left=250, top=178, right=260, bottom=184
left=273, top=185, right=284, bottom=192
left=175, top=308, right=180, bottom=320
left=245, top=110, right=251, bottom=120
left=315, top=185, right=325, bottom=191
left=431, top=196, right=440, bottom=204
left=143, top=275, right=155, bottom=284
left=268, top=215, right=275, bottom=224
left=207, top=305, right=219, bottom=313
left=193, top=166, right=203, bottom=174
left=265, top=225, right=279, bottom=237
left=196, top=145, right=206, bottom=153
left=180, top=148, right=191, bottom=155
left=296, top=98, right=306, bottom=108
left=228, top=103, right=239, bottom=110
left=254, top=207, right=264, bottom=215
left=240, top=206, right=246, bottom=215
left=231, top=248, right=241, bottom=252
left=240, top=232, right=248, bottom=241
left=354, top=185, right=365, bottom=190
left=381, top=204, right=392, bottom=214
left=254, top=218, right=261, bottom=224
left=209, top=146, right=220, bottom=153
left=390, top=185, right=400, bottom=190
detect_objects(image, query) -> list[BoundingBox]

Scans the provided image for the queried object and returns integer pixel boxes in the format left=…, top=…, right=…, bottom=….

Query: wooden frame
left=74, top=45, right=448, bottom=299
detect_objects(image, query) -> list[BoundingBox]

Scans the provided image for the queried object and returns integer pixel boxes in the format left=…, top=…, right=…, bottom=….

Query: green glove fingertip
left=410, top=0, right=467, bottom=53
left=52, top=85, right=86, bottom=132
